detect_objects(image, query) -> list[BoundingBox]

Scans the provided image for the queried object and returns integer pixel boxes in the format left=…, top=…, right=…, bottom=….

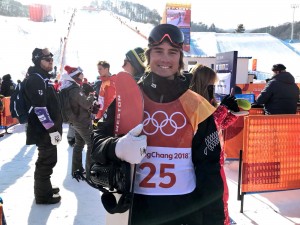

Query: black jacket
left=0, top=74, right=15, bottom=97
left=25, top=66, right=62, bottom=145
left=256, top=72, right=299, bottom=114
left=91, top=72, right=225, bottom=225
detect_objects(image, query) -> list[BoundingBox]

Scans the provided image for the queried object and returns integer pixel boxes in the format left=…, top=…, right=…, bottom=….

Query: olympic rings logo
left=143, top=110, right=186, bottom=136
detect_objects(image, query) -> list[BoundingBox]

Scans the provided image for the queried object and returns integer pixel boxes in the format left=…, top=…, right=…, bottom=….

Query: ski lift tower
left=291, top=4, right=299, bottom=42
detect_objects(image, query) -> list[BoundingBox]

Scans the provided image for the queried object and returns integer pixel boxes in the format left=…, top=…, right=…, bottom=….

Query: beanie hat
left=125, top=47, right=146, bottom=74
left=32, top=48, right=53, bottom=65
left=272, top=64, right=286, bottom=72
left=64, top=65, right=83, bottom=77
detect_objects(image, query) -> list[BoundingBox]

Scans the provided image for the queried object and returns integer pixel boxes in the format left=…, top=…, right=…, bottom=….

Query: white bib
left=134, top=146, right=196, bottom=195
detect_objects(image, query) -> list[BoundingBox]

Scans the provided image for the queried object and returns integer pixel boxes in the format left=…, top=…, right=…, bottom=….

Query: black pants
left=34, top=144, right=57, bottom=200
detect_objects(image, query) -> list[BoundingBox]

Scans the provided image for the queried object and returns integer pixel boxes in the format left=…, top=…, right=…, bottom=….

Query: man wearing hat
left=256, top=63, right=299, bottom=114
left=60, top=65, right=95, bottom=179
left=25, top=48, right=63, bottom=204
left=122, top=47, right=146, bottom=81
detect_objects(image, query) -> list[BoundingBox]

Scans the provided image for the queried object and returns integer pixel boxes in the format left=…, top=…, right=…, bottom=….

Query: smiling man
left=91, top=24, right=226, bottom=225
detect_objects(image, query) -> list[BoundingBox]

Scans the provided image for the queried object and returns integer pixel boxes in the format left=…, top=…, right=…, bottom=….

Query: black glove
left=91, top=103, right=100, bottom=114
left=220, top=95, right=240, bottom=112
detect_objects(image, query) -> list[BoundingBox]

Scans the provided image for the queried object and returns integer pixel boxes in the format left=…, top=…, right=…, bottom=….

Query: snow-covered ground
left=1, top=9, right=300, bottom=225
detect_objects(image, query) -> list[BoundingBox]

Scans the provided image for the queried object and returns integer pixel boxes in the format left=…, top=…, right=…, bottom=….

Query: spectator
left=256, top=64, right=299, bottom=114
left=0, top=74, right=15, bottom=96
left=122, top=47, right=146, bottom=81
left=93, top=76, right=102, bottom=96
left=95, top=61, right=115, bottom=120
left=189, top=64, right=240, bottom=225
left=26, top=48, right=63, bottom=204
left=234, top=85, right=242, bottom=94
left=91, top=24, right=226, bottom=225
left=60, top=65, right=95, bottom=179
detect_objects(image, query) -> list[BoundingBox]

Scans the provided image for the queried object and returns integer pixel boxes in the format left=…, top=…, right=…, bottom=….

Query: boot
left=52, top=185, right=60, bottom=194
left=36, top=193, right=61, bottom=204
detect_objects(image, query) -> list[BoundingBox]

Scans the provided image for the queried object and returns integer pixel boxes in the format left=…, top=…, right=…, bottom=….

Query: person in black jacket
left=256, top=64, right=299, bottom=114
left=25, top=48, right=63, bottom=204
left=91, top=24, right=225, bottom=225
left=0, top=74, right=15, bottom=97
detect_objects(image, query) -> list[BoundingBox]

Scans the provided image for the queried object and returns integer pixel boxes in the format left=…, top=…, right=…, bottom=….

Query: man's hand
left=115, top=124, right=147, bottom=164
left=49, top=131, right=62, bottom=145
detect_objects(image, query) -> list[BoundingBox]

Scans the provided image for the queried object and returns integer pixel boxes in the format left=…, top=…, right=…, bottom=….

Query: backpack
left=58, top=85, right=78, bottom=123
left=9, top=73, right=46, bottom=124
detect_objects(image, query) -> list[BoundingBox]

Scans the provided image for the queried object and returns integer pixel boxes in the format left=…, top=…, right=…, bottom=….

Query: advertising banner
left=163, top=3, right=191, bottom=52
left=166, top=9, right=191, bottom=27
left=215, top=51, right=238, bottom=102
left=214, top=72, right=231, bottom=95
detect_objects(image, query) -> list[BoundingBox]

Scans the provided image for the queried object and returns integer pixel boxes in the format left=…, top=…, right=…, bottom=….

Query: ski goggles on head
left=148, top=24, right=184, bottom=48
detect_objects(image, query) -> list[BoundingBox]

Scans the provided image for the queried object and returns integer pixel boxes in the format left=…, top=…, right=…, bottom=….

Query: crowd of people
left=1, top=22, right=299, bottom=225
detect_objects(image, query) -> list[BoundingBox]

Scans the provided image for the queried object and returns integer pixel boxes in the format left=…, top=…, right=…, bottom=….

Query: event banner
left=163, top=3, right=191, bottom=51
left=215, top=51, right=238, bottom=101
left=166, top=9, right=191, bottom=27
left=214, top=72, right=231, bottom=95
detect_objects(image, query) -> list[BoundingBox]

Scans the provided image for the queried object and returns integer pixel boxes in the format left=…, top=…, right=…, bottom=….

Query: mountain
left=250, top=21, right=300, bottom=42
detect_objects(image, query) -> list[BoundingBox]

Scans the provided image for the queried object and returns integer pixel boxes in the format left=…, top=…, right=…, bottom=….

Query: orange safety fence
left=0, top=97, right=19, bottom=129
left=241, top=115, right=300, bottom=193
left=223, top=108, right=264, bottom=159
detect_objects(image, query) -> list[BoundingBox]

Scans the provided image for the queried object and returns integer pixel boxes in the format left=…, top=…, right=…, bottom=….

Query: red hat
left=64, top=65, right=83, bottom=77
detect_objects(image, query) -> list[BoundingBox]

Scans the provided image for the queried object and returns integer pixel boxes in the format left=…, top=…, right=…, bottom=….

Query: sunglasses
left=42, top=57, right=53, bottom=62
left=122, top=59, right=130, bottom=67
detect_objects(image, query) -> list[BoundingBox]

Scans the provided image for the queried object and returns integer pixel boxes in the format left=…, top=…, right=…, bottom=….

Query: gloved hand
left=91, top=102, right=100, bottom=114
left=49, top=131, right=62, bottom=145
left=115, top=124, right=147, bottom=164
left=220, top=95, right=240, bottom=112
left=92, top=118, right=99, bottom=129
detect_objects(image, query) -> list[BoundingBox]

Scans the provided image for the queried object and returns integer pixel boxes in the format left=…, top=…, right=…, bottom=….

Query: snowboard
left=105, top=71, right=144, bottom=225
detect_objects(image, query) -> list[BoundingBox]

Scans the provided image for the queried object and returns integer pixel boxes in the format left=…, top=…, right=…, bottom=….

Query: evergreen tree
left=235, top=24, right=245, bottom=33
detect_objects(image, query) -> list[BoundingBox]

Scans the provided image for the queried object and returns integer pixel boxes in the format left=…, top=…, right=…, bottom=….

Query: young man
left=26, top=48, right=63, bottom=204
left=91, top=24, right=226, bottom=225
left=95, top=61, right=115, bottom=120
left=122, top=47, right=146, bottom=81
left=97, top=60, right=111, bottom=79
left=256, top=64, right=299, bottom=114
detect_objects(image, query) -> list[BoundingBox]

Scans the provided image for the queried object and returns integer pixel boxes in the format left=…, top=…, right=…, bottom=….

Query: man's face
left=122, top=59, right=134, bottom=75
left=40, top=56, right=53, bottom=72
left=149, top=41, right=181, bottom=80
left=97, top=65, right=109, bottom=77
